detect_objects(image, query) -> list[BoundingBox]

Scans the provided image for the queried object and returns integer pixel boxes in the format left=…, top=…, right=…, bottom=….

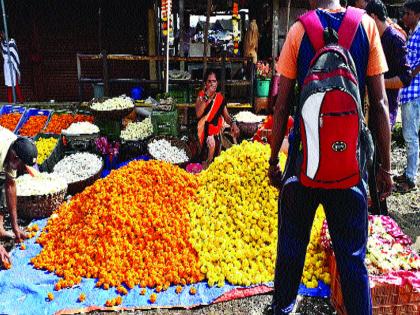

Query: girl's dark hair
left=404, top=1, right=420, bottom=14
left=203, top=69, right=219, bottom=82
left=366, top=0, right=388, bottom=21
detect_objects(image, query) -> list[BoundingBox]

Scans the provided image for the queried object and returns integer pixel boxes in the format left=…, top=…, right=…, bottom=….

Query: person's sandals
left=393, top=173, right=408, bottom=183
left=394, top=178, right=416, bottom=194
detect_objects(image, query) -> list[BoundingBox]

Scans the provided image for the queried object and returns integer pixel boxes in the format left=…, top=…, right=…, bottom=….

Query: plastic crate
left=0, top=105, right=27, bottom=132
left=15, top=108, right=53, bottom=137
left=151, top=109, right=179, bottom=137
left=328, top=253, right=419, bottom=315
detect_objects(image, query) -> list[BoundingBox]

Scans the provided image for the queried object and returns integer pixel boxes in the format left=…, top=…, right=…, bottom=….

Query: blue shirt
left=400, top=22, right=420, bottom=104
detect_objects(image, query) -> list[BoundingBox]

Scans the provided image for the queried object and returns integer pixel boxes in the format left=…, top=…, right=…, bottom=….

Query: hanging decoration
left=161, top=0, right=172, bottom=38
left=232, top=0, right=240, bottom=56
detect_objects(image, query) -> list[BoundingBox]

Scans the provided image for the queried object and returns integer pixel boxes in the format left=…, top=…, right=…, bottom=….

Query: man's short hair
left=366, top=0, right=388, bottom=21
left=11, top=137, right=38, bottom=166
left=405, top=0, right=420, bottom=13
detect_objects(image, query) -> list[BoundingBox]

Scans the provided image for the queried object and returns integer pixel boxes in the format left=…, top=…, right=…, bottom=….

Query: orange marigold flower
left=189, top=287, right=197, bottom=295
left=19, top=115, right=48, bottom=137
left=47, top=292, right=54, bottom=301
left=3, top=261, right=11, bottom=270
left=78, top=293, right=86, bottom=302
left=149, top=293, right=157, bottom=303
left=0, top=113, right=22, bottom=131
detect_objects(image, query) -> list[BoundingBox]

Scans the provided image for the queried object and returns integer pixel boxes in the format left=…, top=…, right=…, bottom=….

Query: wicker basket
left=147, top=135, right=192, bottom=168
left=67, top=161, right=104, bottom=196
left=328, top=252, right=419, bottom=315
left=17, top=187, right=67, bottom=219
left=89, top=97, right=135, bottom=121
left=237, top=121, right=261, bottom=138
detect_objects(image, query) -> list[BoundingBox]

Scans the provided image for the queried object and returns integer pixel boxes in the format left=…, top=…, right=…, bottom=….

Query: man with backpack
left=267, top=1, right=392, bottom=314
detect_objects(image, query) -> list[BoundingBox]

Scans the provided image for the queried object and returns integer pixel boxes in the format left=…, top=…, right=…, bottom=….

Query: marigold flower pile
left=44, top=113, right=74, bottom=134
left=31, top=160, right=203, bottom=290
left=189, top=141, right=286, bottom=287
left=35, top=137, right=58, bottom=164
left=19, top=115, right=48, bottom=137
left=44, top=113, right=93, bottom=134
left=0, top=112, right=22, bottom=131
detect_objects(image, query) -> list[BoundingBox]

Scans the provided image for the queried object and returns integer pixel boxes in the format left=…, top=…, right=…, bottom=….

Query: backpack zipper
left=319, top=110, right=357, bottom=127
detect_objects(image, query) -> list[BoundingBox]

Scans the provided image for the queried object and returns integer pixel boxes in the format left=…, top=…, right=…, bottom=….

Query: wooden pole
left=203, top=0, right=212, bottom=76
left=98, top=1, right=103, bottom=51
left=179, top=0, right=185, bottom=71
left=148, top=7, right=158, bottom=82
left=165, top=0, right=171, bottom=93
left=271, top=0, right=280, bottom=60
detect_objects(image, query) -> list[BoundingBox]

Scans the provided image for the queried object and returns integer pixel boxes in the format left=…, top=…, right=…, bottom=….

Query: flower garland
left=232, top=1, right=240, bottom=55
left=161, top=0, right=172, bottom=38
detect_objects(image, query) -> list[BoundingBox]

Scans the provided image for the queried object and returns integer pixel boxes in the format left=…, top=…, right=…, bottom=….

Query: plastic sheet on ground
left=0, top=222, right=329, bottom=315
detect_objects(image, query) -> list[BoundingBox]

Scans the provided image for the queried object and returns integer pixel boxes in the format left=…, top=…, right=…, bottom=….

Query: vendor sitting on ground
left=0, top=125, right=37, bottom=242
left=195, top=69, right=239, bottom=168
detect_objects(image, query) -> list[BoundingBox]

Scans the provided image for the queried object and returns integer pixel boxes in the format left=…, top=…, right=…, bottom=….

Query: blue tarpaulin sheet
left=0, top=156, right=329, bottom=315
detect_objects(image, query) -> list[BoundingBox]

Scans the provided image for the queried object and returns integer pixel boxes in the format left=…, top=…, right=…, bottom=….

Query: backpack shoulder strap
left=298, top=10, right=325, bottom=52
left=338, top=7, right=365, bottom=50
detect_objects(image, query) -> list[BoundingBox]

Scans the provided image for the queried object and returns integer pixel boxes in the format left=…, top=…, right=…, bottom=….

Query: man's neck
left=317, top=0, right=341, bottom=10
left=412, top=20, right=420, bottom=32
left=378, top=20, right=389, bottom=36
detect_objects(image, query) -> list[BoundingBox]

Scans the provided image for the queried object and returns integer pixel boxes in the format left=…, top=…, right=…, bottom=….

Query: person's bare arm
left=5, top=175, right=27, bottom=242
left=366, top=74, right=393, bottom=199
left=222, top=107, right=239, bottom=138
left=195, top=96, right=207, bottom=118
left=268, top=76, right=295, bottom=188
left=412, top=65, right=420, bottom=78
left=0, top=245, right=9, bottom=265
left=385, top=76, right=405, bottom=89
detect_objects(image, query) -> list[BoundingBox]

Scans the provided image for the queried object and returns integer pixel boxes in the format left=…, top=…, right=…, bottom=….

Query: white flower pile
left=148, top=139, right=189, bottom=164
left=234, top=111, right=265, bottom=123
left=120, top=118, right=153, bottom=141
left=53, top=153, right=102, bottom=184
left=91, top=96, right=134, bottom=111
left=16, top=173, right=67, bottom=196
left=62, top=122, right=99, bottom=135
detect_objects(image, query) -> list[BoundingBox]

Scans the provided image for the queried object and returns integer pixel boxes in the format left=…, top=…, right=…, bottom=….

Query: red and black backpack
left=291, top=7, right=374, bottom=189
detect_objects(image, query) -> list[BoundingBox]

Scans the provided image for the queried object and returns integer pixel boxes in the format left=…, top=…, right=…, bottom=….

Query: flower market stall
left=0, top=97, right=418, bottom=315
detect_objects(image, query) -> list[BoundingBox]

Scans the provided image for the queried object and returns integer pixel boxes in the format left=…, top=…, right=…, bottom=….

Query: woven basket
left=89, top=98, right=135, bottom=121
left=328, top=252, right=420, bottom=315
left=147, top=136, right=192, bottom=168
left=17, top=187, right=67, bottom=219
left=237, top=121, right=261, bottom=138
left=67, top=161, right=104, bottom=196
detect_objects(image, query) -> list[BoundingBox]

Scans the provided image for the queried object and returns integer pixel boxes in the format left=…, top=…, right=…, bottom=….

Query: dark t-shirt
left=381, top=26, right=411, bottom=114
